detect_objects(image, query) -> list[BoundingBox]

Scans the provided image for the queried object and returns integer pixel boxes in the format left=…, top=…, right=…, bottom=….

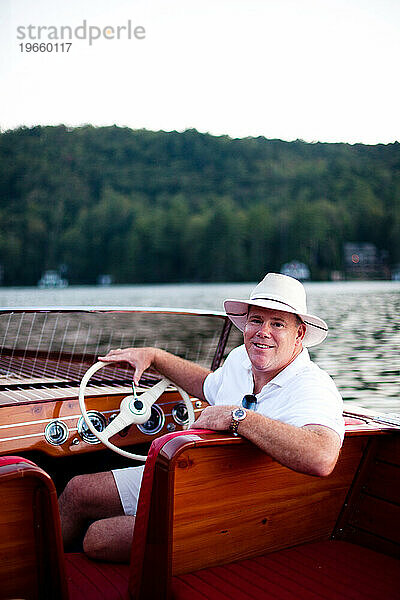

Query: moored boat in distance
left=0, top=307, right=398, bottom=599
left=38, top=269, right=68, bottom=288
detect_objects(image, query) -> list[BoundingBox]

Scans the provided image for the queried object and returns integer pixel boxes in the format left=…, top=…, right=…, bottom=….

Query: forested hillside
left=1, top=125, right=399, bottom=285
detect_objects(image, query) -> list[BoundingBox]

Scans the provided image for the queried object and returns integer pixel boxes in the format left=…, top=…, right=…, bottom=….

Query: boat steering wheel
left=78, top=361, right=195, bottom=461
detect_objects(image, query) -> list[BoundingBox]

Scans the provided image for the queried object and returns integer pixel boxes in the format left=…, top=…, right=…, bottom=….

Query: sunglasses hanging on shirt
left=242, top=394, right=257, bottom=410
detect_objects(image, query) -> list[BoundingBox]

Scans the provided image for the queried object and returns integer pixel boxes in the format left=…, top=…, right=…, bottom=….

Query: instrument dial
left=137, top=405, right=165, bottom=435
left=45, top=420, right=69, bottom=446
left=77, top=411, right=107, bottom=444
left=172, top=402, right=189, bottom=426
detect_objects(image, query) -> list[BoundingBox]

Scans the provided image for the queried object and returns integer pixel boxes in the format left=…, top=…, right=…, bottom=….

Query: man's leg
left=59, top=471, right=123, bottom=550
left=83, top=515, right=136, bottom=563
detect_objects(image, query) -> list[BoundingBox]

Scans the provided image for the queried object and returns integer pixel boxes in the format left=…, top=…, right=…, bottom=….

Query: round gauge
left=45, top=420, right=69, bottom=446
left=137, top=405, right=165, bottom=435
left=77, top=411, right=107, bottom=444
left=172, top=402, right=189, bottom=426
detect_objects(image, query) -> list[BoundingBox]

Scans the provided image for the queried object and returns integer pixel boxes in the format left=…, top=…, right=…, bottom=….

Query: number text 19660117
left=19, top=42, right=72, bottom=52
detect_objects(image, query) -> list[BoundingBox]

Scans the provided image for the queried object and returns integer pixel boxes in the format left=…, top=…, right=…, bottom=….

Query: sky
left=0, top=0, right=399, bottom=144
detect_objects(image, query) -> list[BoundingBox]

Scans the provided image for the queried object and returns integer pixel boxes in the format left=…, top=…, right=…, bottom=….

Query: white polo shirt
left=203, top=345, right=344, bottom=442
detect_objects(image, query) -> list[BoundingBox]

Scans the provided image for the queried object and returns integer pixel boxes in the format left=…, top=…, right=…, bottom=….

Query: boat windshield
left=0, top=310, right=243, bottom=388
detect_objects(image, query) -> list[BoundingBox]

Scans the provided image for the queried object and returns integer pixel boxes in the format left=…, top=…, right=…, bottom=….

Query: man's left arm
left=192, top=406, right=341, bottom=477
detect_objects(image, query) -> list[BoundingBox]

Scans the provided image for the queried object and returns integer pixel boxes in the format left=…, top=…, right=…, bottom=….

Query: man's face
left=244, top=306, right=305, bottom=381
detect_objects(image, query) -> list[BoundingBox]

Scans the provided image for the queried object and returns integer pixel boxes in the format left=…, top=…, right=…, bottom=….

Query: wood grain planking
left=0, top=479, right=44, bottom=599
left=350, top=494, right=400, bottom=544
left=375, top=434, right=400, bottom=466
left=0, top=460, right=68, bottom=600
left=340, top=527, right=400, bottom=559
left=364, top=460, right=400, bottom=504
left=171, top=436, right=366, bottom=575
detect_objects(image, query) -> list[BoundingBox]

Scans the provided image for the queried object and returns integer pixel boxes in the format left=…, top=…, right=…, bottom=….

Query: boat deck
left=65, top=539, right=400, bottom=599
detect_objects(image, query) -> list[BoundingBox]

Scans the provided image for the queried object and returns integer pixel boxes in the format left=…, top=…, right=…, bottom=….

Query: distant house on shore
left=343, top=243, right=389, bottom=279
left=281, top=261, right=310, bottom=281
left=391, top=264, right=400, bottom=281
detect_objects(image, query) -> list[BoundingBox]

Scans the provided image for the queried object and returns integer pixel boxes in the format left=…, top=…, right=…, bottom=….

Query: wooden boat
left=0, top=308, right=399, bottom=600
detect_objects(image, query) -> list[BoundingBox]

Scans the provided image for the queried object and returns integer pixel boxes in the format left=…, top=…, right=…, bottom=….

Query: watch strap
left=230, top=417, right=240, bottom=434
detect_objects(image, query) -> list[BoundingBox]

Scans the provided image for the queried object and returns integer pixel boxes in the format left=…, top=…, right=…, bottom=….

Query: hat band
left=250, top=296, right=298, bottom=312
left=303, top=319, right=327, bottom=332
left=226, top=297, right=328, bottom=333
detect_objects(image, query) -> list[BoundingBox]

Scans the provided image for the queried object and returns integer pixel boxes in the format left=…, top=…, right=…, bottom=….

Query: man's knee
left=83, top=520, right=108, bottom=560
left=83, top=516, right=135, bottom=563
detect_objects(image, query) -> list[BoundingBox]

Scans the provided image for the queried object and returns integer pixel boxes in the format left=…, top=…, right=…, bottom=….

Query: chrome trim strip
left=0, top=408, right=204, bottom=443
left=0, top=409, right=119, bottom=429
left=0, top=428, right=78, bottom=443
left=0, top=306, right=225, bottom=317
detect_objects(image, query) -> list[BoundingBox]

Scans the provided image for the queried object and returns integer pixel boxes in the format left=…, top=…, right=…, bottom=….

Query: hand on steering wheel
left=78, top=361, right=195, bottom=461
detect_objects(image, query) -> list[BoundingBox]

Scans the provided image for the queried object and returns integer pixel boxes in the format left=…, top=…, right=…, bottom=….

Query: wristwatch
left=229, top=407, right=247, bottom=435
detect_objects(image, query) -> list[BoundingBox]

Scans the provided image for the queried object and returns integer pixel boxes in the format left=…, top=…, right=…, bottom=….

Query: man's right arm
left=99, top=347, right=210, bottom=400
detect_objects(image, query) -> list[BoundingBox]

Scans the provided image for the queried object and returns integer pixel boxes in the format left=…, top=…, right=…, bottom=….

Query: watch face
left=233, top=408, right=246, bottom=420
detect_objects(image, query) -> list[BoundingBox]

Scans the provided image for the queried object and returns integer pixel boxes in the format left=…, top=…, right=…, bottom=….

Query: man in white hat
left=59, top=273, right=344, bottom=562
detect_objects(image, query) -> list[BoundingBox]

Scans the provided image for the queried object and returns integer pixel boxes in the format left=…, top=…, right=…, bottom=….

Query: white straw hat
left=224, top=273, right=328, bottom=347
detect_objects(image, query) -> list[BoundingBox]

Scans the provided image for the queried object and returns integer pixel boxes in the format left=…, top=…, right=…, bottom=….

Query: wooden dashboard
left=0, top=383, right=208, bottom=457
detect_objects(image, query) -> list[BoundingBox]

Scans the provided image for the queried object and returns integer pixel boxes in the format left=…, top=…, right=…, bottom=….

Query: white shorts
left=112, top=465, right=145, bottom=516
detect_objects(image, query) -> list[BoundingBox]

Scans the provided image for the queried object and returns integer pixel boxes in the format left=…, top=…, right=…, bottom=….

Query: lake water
left=1, top=281, right=399, bottom=414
